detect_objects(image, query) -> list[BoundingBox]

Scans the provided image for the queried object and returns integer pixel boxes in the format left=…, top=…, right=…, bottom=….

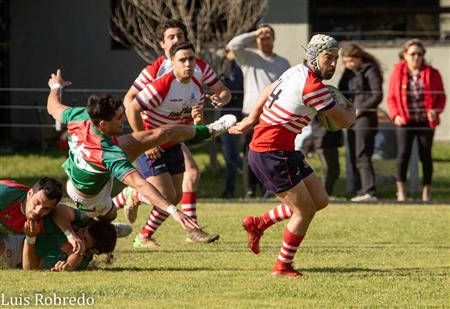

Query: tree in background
left=110, top=0, right=267, bottom=68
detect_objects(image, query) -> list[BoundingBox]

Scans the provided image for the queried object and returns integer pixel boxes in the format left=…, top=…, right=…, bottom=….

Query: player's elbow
left=47, top=106, right=57, bottom=121
left=123, top=93, right=135, bottom=110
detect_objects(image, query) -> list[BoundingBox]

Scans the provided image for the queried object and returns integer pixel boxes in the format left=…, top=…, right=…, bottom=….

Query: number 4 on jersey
left=267, top=79, right=283, bottom=109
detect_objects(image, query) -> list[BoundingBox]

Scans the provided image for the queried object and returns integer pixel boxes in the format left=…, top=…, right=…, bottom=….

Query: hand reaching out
left=48, top=69, right=72, bottom=89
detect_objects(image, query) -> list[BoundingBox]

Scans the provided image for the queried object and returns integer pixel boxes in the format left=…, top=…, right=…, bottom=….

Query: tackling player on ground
left=0, top=178, right=83, bottom=257
left=230, top=34, right=355, bottom=277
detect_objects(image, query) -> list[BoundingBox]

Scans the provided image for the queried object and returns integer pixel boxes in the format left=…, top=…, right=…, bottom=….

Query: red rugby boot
left=242, top=216, right=265, bottom=254
left=271, top=261, right=302, bottom=277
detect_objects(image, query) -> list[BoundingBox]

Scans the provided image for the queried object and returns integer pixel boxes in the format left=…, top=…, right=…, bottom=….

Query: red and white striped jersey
left=135, top=72, right=205, bottom=130
left=133, top=56, right=219, bottom=91
left=250, top=64, right=336, bottom=152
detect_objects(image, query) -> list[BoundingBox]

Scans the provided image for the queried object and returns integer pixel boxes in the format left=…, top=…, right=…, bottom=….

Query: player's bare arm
left=191, top=104, right=204, bottom=125
left=50, top=204, right=85, bottom=255
left=230, top=82, right=275, bottom=135
left=122, top=171, right=199, bottom=230
left=50, top=252, right=83, bottom=272
left=126, top=97, right=146, bottom=132
left=47, top=69, right=72, bottom=123
left=207, top=80, right=231, bottom=108
left=123, top=86, right=140, bottom=112
left=116, top=125, right=197, bottom=162
left=22, top=219, right=40, bottom=270
left=321, top=101, right=356, bottom=129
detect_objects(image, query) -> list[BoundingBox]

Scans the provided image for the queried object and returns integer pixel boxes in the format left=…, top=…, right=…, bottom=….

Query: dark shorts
left=136, top=144, right=185, bottom=178
left=248, top=149, right=314, bottom=194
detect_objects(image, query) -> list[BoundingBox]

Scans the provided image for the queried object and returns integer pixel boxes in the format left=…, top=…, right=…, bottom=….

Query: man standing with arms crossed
left=124, top=20, right=231, bottom=246
left=229, top=24, right=290, bottom=198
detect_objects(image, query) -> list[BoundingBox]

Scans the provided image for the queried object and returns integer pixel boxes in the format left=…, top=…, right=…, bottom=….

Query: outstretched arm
left=207, top=80, right=231, bottom=108
left=50, top=204, right=85, bottom=255
left=47, top=69, right=72, bottom=123
left=122, top=172, right=199, bottom=230
left=117, top=125, right=197, bottom=161
left=229, top=82, right=274, bottom=135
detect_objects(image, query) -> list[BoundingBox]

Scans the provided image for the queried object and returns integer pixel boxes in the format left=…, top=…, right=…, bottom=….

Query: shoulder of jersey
left=144, top=56, right=167, bottom=80
left=194, top=58, right=208, bottom=71
left=303, top=68, right=327, bottom=92
left=148, top=72, right=175, bottom=99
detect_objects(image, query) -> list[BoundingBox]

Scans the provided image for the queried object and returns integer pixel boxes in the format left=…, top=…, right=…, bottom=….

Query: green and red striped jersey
left=61, top=107, right=136, bottom=195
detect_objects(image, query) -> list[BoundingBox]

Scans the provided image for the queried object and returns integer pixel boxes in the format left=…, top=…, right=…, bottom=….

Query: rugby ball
left=316, top=85, right=350, bottom=131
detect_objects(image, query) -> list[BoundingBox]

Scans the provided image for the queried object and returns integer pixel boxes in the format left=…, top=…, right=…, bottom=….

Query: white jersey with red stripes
left=135, top=72, right=205, bottom=129
left=250, top=64, right=336, bottom=152
left=133, top=56, right=219, bottom=91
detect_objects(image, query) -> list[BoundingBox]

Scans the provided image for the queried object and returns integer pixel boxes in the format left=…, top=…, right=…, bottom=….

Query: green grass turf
left=0, top=142, right=448, bottom=201
left=0, top=142, right=448, bottom=308
left=1, top=203, right=449, bottom=308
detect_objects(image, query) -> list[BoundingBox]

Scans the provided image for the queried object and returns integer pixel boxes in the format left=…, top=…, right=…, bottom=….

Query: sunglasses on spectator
left=407, top=52, right=423, bottom=57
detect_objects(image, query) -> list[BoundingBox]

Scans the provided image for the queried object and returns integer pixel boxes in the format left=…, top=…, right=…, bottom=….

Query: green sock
left=191, top=125, right=210, bottom=142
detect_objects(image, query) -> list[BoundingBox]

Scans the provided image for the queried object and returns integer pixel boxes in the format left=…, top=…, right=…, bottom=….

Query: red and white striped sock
left=181, top=192, right=197, bottom=223
left=139, top=207, right=169, bottom=239
left=112, top=188, right=128, bottom=209
left=133, top=191, right=149, bottom=204
left=276, top=228, right=304, bottom=266
left=259, top=204, right=293, bottom=230
left=112, top=188, right=149, bottom=209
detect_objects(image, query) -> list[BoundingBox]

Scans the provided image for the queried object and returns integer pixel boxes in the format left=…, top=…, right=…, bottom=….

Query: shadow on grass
left=92, top=265, right=450, bottom=274
left=304, top=267, right=448, bottom=274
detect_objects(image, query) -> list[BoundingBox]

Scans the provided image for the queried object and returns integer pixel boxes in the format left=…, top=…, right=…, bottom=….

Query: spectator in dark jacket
left=338, top=43, right=383, bottom=202
left=219, top=46, right=244, bottom=198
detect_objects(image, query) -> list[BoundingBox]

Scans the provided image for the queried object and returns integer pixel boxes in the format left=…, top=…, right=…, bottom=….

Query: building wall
left=7, top=0, right=449, bottom=147
left=8, top=0, right=147, bottom=147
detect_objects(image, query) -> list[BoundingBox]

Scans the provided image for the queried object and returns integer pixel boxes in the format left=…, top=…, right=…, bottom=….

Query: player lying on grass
left=0, top=178, right=83, bottom=255
left=0, top=207, right=116, bottom=271
left=47, top=70, right=235, bottom=233
left=230, top=34, right=355, bottom=277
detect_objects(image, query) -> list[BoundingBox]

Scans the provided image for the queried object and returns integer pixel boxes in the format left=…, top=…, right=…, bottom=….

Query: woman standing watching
left=339, top=43, right=383, bottom=202
left=387, top=39, right=446, bottom=202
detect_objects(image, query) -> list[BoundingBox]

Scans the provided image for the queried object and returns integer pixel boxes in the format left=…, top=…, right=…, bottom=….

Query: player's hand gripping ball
left=317, top=85, right=351, bottom=131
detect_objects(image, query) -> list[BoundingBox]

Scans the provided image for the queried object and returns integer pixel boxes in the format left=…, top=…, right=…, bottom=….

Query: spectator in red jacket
left=387, top=39, right=446, bottom=202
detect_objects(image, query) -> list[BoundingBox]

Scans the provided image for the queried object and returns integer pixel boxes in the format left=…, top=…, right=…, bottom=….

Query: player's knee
left=162, top=189, right=180, bottom=205
left=296, top=207, right=316, bottom=221
left=315, top=194, right=329, bottom=211
left=184, top=166, right=201, bottom=185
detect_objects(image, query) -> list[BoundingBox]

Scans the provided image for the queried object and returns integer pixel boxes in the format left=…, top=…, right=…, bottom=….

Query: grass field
left=1, top=203, right=449, bottom=308
left=0, top=143, right=449, bottom=308
left=1, top=141, right=449, bottom=201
